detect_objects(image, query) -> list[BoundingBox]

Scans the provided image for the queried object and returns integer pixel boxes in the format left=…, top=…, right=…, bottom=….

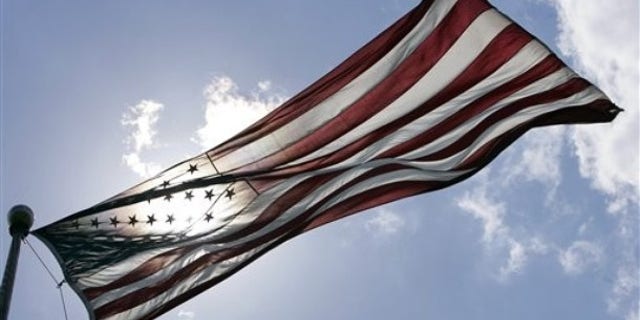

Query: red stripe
left=132, top=231, right=299, bottom=320
left=94, top=241, right=264, bottom=318
left=226, top=0, right=492, bottom=174
left=528, top=99, right=617, bottom=126
left=417, top=77, right=592, bottom=164
left=84, top=244, right=197, bottom=300
left=455, top=98, right=617, bottom=170
left=303, top=100, right=618, bottom=232
left=228, top=23, right=535, bottom=182
left=303, top=180, right=443, bottom=232
left=273, top=55, right=562, bottom=180
left=212, top=172, right=341, bottom=243
left=206, top=1, right=434, bottom=161
left=299, top=101, right=617, bottom=234
left=376, top=55, right=563, bottom=159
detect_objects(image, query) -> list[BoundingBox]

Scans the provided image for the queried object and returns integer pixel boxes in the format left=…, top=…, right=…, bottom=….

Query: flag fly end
left=610, top=106, right=624, bottom=113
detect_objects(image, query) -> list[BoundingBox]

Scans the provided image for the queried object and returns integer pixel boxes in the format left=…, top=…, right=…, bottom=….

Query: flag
left=33, top=0, right=621, bottom=319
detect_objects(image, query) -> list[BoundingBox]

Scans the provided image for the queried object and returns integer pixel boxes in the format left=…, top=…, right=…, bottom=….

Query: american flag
left=34, top=0, right=621, bottom=319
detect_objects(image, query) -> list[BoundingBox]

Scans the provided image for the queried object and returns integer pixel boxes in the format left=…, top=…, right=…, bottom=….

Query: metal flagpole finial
left=7, top=205, right=33, bottom=238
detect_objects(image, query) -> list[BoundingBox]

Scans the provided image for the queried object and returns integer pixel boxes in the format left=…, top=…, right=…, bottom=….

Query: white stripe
left=233, top=157, right=467, bottom=244
left=202, top=159, right=458, bottom=249
left=288, top=39, right=549, bottom=167
left=91, top=220, right=287, bottom=308
left=460, top=86, right=606, bottom=162
left=91, top=244, right=223, bottom=309
left=213, top=0, right=460, bottom=172
left=281, top=8, right=511, bottom=171
left=102, top=240, right=278, bottom=320
left=400, top=68, right=578, bottom=161
left=203, top=173, right=312, bottom=240
left=331, top=67, right=574, bottom=169
left=400, top=86, right=606, bottom=172
left=108, top=154, right=214, bottom=202
left=315, top=9, right=517, bottom=169
left=308, top=166, right=470, bottom=221
left=278, top=8, right=510, bottom=169
left=76, top=246, right=177, bottom=289
left=92, top=220, right=286, bottom=309
left=305, top=88, right=606, bottom=222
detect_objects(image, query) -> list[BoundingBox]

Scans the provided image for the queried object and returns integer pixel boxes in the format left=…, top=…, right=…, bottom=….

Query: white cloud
left=500, top=240, right=527, bottom=278
left=365, top=208, right=406, bottom=236
left=257, top=80, right=272, bottom=92
left=193, top=76, right=287, bottom=150
left=457, top=184, right=508, bottom=244
left=498, top=125, right=580, bottom=218
left=177, top=309, right=195, bottom=319
left=577, top=216, right=594, bottom=236
left=549, top=0, right=639, bottom=213
left=498, top=237, right=549, bottom=281
left=122, top=153, right=162, bottom=179
left=503, top=126, right=565, bottom=197
left=121, top=100, right=164, bottom=178
left=457, top=176, right=549, bottom=281
left=558, top=240, right=603, bottom=275
left=119, top=78, right=287, bottom=179
left=608, top=264, right=640, bottom=320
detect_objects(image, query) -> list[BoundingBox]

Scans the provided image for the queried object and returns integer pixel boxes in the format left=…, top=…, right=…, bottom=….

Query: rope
left=24, top=238, right=69, bottom=320
left=58, top=288, right=69, bottom=320
left=24, top=239, right=58, bottom=283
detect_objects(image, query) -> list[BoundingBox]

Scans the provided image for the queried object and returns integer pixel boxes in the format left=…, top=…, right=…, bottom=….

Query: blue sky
left=1, top=1, right=638, bottom=319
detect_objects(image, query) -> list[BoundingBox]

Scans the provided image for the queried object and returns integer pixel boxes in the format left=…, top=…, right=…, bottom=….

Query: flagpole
left=0, top=205, right=34, bottom=320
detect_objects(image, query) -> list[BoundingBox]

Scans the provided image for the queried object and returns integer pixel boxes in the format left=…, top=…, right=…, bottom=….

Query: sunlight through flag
left=34, top=0, right=621, bottom=319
